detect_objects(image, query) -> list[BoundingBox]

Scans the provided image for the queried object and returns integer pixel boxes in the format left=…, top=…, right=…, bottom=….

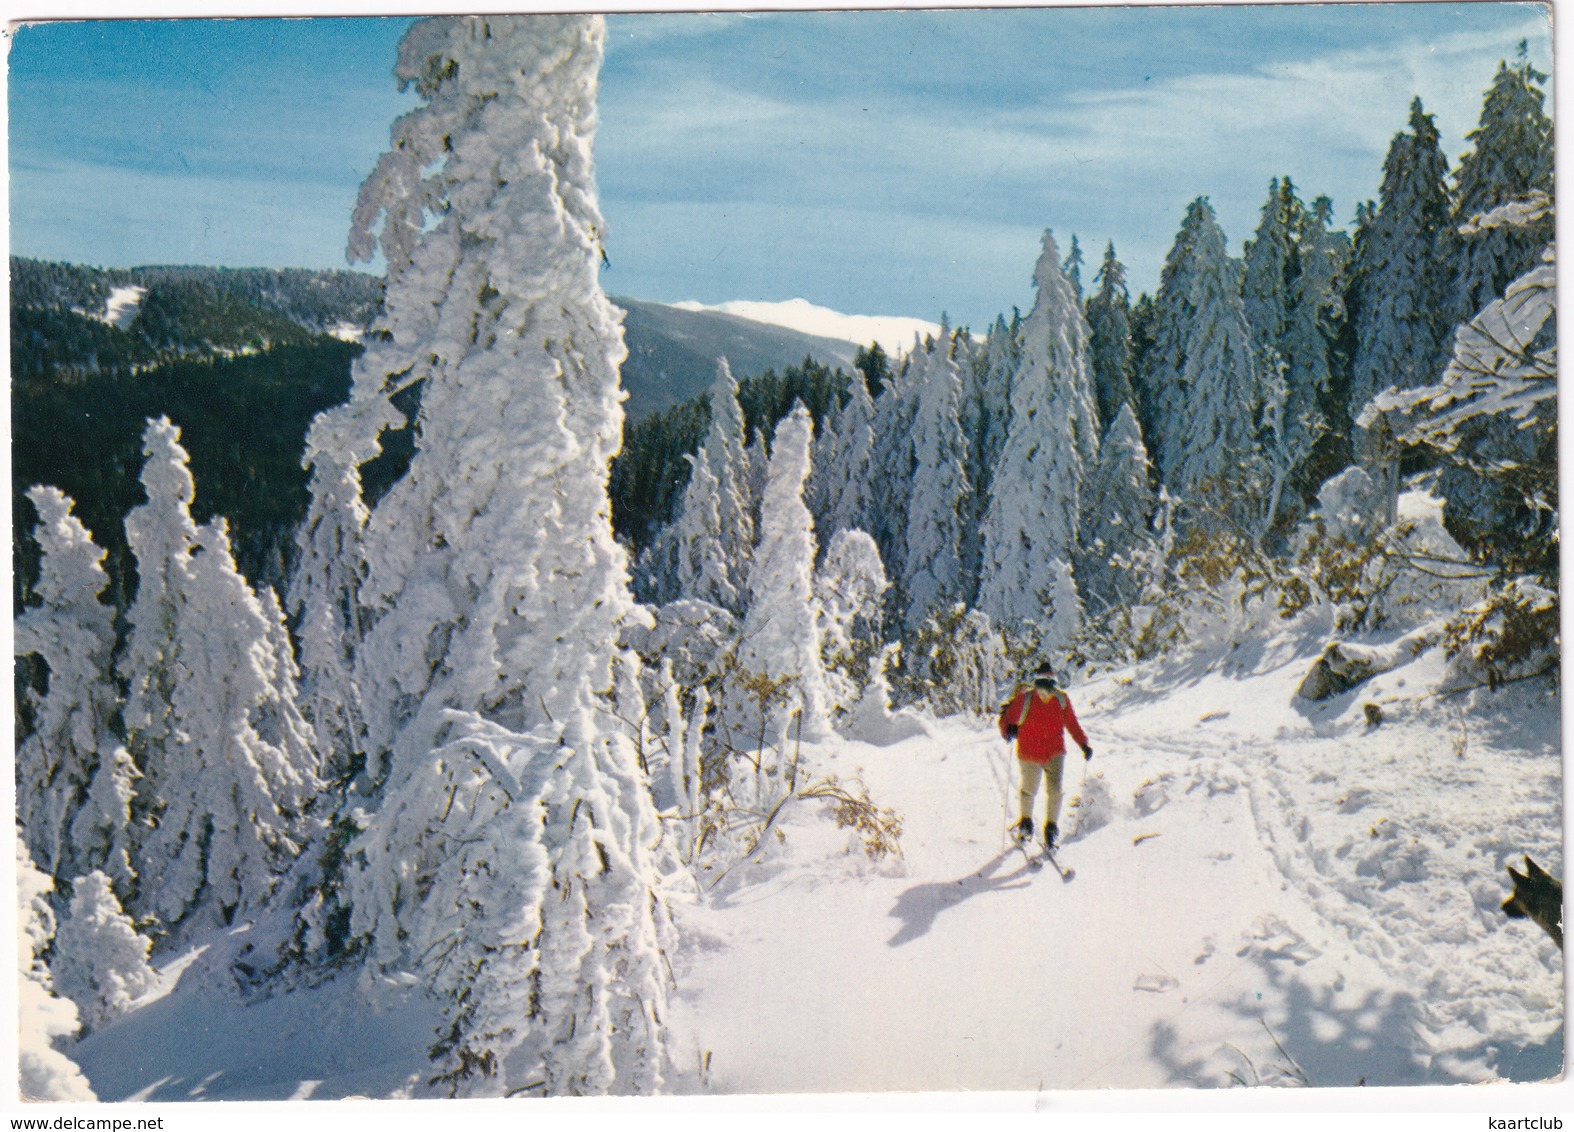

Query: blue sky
left=7, top=2, right=1554, bottom=330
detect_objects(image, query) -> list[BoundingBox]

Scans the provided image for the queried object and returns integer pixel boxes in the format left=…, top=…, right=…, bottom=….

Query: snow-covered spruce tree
left=736, top=403, right=832, bottom=743
left=119, top=418, right=319, bottom=931
left=814, top=366, right=877, bottom=544
left=50, top=871, right=158, bottom=1033
left=1436, top=49, right=1554, bottom=554
left=1243, top=182, right=1338, bottom=534
left=977, top=231, right=1099, bottom=629
left=631, top=522, right=682, bottom=607
left=902, top=325, right=973, bottom=631
left=815, top=527, right=889, bottom=708
left=288, top=403, right=388, bottom=783
left=1346, top=98, right=1455, bottom=420
left=331, top=16, right=670, bottom=1095
left=1085, top=241, right=1137, bottom=431
left=1134, top=205, right=1198, bottom=478
left=960, top=313, right=1020, bottom=602
left=16, top=845, right=96, bottom=1102
left=743, top=430, right=770, bottom=533
left=1076, top=402, right=1158, bottom=613
left=1270, top=196, right=1349, bottom=519
left=117, top=416, right=199, bottom=873
left=15, top=487, right=136, bottom=890
left=1449, top=43, right=1554, bottom=326
left=703, top=356, right=755, bottom=605
left=1372, top=196, right=1556, bottom=576
left=1044, top=559, right=1082, bottom=658
left=1242, top=177, right=1300, bottom=370
left=868, top=346, right=919, bottom=594
left=1064, top=233, right=1086, bottom=301
left=675, top=447, right=740, bottom=610
left=1143, top=198, right=1259, bottom=504
left=970, top=312, right=1021, bottom=499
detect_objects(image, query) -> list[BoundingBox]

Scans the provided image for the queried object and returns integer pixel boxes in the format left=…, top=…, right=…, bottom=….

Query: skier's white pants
left=1017, top=756, right=1065, bottom=828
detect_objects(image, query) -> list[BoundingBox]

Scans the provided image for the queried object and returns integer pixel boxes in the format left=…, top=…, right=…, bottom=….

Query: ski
left=1014, top=840, right=1046, bottom=871
left=1044, top=849, right=1076, bottom=883
left=1007, top=826, right=1073, bottom=880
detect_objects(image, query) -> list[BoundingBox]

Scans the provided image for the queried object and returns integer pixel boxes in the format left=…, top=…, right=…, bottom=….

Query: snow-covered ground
left=673, top=297, right=940, bottom=358
left=663, top=637, right=1562, bottom=1095
left=66, top=624, right=1563, bottom=1104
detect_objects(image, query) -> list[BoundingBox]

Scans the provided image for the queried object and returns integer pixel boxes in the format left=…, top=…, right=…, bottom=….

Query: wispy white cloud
left=598, top=4, right=1551, bottom=320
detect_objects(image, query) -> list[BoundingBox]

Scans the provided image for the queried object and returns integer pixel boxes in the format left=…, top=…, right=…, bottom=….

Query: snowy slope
left=673, top=297, right=941, bottom=359
left=65, top=625, right=1563, bottom=1102
left=659, top=631, right=1562, bottom=1095
left=100, top=286, right=146, bottom=330
left=615, top=295, right=860, bottom=421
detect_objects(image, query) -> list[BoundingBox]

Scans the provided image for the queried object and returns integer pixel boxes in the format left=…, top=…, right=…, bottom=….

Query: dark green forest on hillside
left=11, top=256, right=864, bottom=612
left=12, top=338, right=363, bottom=607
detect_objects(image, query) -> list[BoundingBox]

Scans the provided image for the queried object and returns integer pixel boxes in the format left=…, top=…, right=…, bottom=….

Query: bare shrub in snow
left=797, top=777, right=904, bottom=861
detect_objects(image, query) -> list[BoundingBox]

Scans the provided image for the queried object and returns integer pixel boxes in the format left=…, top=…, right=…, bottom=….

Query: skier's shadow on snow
left=887, top=849, right=1034, bottom=947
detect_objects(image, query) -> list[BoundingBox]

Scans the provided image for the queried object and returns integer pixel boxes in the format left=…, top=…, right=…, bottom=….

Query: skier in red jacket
left=998, top=661, right=1091, bottom=852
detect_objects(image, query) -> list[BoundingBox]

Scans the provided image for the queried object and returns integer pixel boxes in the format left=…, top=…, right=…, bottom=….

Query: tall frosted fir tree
left=814, top=366, right=877, bottom=543
left=1450, top=44, right=1554, bottom=325
left=1275, top=196, right=1349, bottom=513
left=674, top=447, right=738, bottom=609
left=1077, top=403, right=1158, bottom=613
left=15, top=487, right=136, bottom=890
left=1242, top=180, right=1347, bottom=530
left=902, top=325, right=972, bottom=630
left=738, top=403, right=832, bottom=740
left=1241, top=178, right=1300, bottom=368
left=1437, top=47, right=1554, bottom=556
left=1064, top=233, right=1086, bottom=301
left=334, top=16, right=670, bottom=1095
left=736, top=403, right=837, bottom=749
left=289, top=403, right=382, bottom=782
left=1347, top=99, right=1454, bottom=418
left=978, top=231, right=1098, bottom=629
left=1140, top=198, right=1258, bottom=499
left=868, top=348, right=919, bottom=590
left=1085, top=241, right=1136, bottom=430
left=701, top=357, right=755, bottom=607
left=119, top=419, right=319, bottom=932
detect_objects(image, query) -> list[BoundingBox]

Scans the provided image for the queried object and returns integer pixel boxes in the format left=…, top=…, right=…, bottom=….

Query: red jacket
left=999, top=686, right=1088, bottom=764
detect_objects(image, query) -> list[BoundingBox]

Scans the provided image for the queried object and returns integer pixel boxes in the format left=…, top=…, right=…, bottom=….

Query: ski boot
left=1011, top=817, right=1034, bottom=843
left=1043, top=822, right=1058, bottom=853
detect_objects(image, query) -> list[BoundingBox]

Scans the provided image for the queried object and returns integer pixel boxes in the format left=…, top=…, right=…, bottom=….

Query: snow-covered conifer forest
left=13, top=14, right=1561, bottom=1103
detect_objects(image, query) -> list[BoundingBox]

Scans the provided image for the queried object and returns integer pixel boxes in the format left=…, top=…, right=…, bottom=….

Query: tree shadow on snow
left=1147, top=960, right=1477, bottom=1089
left=886, top=849, right=1034, bottom=947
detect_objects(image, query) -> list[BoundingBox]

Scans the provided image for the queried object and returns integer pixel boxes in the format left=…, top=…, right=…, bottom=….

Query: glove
left=1005, top=724, right=1019, bottom=742
left=1082, top=745, right=1093, bottom=761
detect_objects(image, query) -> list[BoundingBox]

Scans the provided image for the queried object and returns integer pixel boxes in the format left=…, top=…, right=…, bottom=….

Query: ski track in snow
left=663, top=645, right=1563, bottom=1094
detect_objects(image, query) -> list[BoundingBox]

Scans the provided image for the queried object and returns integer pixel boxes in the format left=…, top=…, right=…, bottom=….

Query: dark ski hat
left=1033, top=661, right=1055, bottom=677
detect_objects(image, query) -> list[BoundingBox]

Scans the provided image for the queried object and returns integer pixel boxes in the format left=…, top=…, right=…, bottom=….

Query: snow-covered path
left=665, top=645, right=1563, bottom=1094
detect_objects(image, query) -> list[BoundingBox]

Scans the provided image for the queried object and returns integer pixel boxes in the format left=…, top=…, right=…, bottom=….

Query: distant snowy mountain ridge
left=673, top=297, right=941, bottom=357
